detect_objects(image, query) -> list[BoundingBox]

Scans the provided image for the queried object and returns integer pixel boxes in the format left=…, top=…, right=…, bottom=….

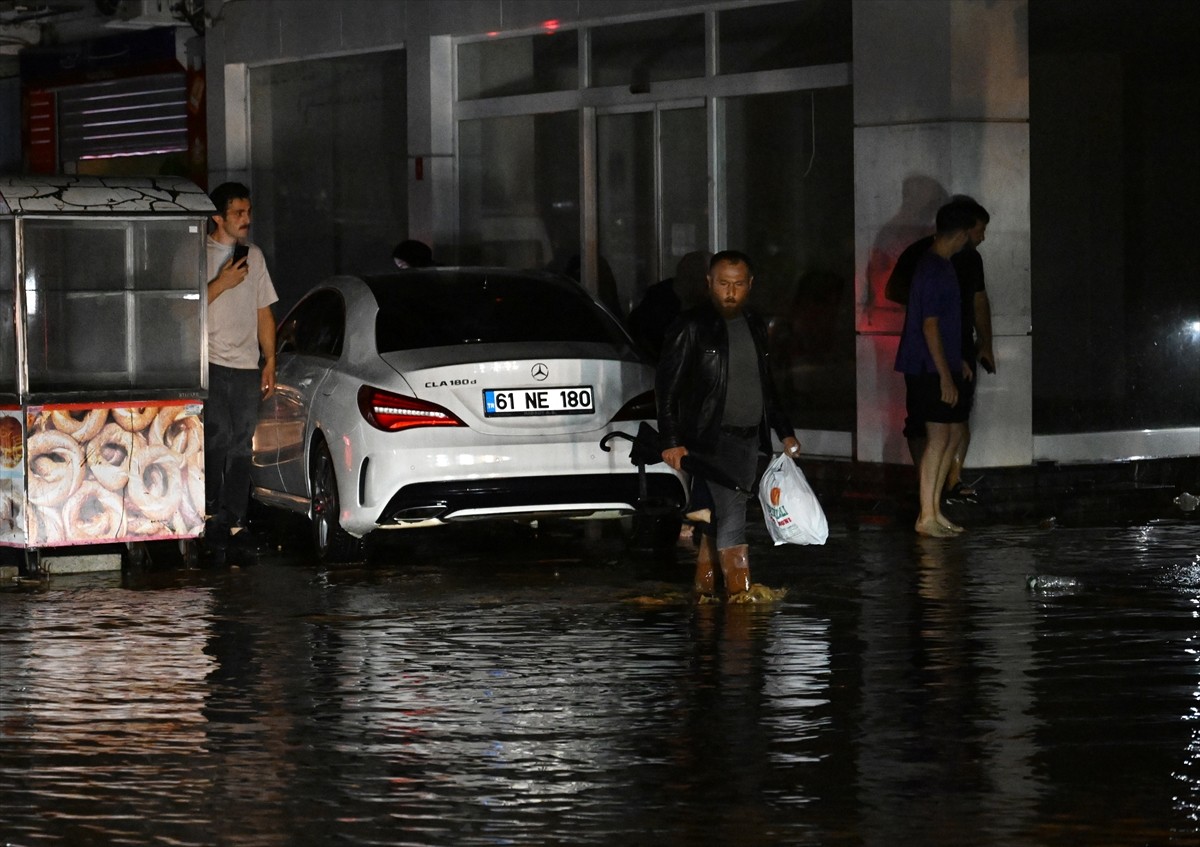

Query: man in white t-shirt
left=204, top=182, right=278, bottom=560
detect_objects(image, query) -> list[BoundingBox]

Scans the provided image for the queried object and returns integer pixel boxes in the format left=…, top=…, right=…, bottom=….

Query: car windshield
left=366, top=270, right=631, bottom=352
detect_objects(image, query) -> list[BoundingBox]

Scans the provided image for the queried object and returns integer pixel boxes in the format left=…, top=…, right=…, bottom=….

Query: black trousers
left=205, top=364, right=261, bottom=528
left=690, top=430, right=759, bottom=549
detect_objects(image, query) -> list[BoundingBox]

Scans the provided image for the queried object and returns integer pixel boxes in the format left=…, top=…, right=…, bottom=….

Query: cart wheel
left=23, top=547, right=42, bottom=576
left=180, top=538, right=201, bottom=569
left=125, top=541, right=150, bottom=569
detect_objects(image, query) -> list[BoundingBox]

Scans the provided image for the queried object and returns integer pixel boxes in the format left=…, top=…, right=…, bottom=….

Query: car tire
left=310, top=438, right=367, bottom=563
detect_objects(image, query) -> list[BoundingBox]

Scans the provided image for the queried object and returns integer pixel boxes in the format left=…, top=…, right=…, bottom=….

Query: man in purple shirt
left=894, top=202, right=977, bottom=537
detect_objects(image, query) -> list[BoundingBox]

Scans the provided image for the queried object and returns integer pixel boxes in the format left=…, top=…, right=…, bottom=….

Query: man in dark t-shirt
left=893, top=202, right=978, bottom=536
left=887, top=197, right=994, bottom=499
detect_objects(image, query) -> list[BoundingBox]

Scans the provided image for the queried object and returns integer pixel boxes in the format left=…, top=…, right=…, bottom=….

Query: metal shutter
left=57, top=72, right=188, bottom=162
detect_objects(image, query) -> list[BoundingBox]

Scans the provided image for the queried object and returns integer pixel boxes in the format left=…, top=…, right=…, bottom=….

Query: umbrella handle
left=601, top=430, right=648, bottom=500
left=599, top=431, right=635, bottom=453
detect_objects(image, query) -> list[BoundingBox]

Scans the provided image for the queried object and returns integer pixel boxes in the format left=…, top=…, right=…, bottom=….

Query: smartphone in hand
left=231, top=243, right=250, bottom=266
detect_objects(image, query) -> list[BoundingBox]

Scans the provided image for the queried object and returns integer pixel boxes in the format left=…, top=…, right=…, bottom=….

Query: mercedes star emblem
left=531, top=363, right=549, bottom=381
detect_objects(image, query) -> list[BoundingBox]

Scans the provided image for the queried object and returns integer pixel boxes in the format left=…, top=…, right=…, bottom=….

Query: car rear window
left=367, top=270, right=631, bottom=352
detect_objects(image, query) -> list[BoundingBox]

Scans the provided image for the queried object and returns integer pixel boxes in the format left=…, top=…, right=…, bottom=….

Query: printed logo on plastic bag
left=766, top=485, right=794, bottom=531
left=758, top=453, right=828, bottom=546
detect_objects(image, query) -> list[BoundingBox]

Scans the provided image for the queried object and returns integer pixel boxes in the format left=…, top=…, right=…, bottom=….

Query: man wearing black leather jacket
left=657, top=250, right=801, bottom=598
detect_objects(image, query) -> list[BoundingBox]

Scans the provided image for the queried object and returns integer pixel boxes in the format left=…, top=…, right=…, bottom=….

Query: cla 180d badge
left=424, top=378, right=477, bottom=387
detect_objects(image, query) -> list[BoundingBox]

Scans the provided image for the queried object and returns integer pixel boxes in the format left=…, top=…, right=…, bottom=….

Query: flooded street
left=2, top=519, right=1199, bottom=846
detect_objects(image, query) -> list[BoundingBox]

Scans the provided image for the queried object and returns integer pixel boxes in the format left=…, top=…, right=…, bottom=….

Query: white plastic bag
left=759, top=453, right=828, bottom=546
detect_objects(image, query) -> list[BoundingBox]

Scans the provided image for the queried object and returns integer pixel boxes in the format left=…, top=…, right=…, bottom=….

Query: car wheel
left=310, top=439, right=367, bottom=563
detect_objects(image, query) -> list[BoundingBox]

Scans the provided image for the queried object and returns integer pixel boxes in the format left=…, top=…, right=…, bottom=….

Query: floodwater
left=2, top=518, right=1199, bottom=846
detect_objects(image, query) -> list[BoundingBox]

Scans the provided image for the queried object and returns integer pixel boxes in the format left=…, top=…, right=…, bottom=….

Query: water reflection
left=854, top=535, right=1035, bottom=846
left=1, top=580, right=215, bottom=845
left=1177, top=550, right=1200, bottom=826
left=1, top=524, right=1198, bottom=844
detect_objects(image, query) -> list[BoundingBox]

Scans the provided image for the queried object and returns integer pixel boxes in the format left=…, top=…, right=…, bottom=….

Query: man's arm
left=752, top=316, right=801, bottom=457
left=656, top=321, right=692, bottom=468
left=257, top=306, right=276, bottom=399
left=974, top=290, right=995, bottom=373
left=922, top=316, right=959, bottom=407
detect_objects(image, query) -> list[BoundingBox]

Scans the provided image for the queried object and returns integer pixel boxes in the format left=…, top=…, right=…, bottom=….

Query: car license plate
left=483, top=386, right=594, bottom=417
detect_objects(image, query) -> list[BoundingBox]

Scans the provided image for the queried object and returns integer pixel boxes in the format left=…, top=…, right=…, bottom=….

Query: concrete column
left=853, top=0, right=1031, bottom=467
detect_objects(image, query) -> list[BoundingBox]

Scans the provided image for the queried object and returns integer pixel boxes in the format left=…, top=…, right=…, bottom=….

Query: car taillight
left=357, top=386, right=466, bottom=432
left=612, top=389, right=656, bottom=422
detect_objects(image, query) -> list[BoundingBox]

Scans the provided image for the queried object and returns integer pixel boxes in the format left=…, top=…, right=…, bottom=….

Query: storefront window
left=1031, top=8, right=1200, bottom=434
left=458, top=112, right=579, bottom=273
left=454, top=11, right=855, bottom=439
left=725, top=87, right=856, bottom=432
left=659, top=108, right=708, bottom=279
left=249, top=50, right=407, bottom=316
left=590, top=16, right=705, bottom=89
left=596, top=107, right=708, bottom=317
left=597, top=111, right=654, bottom=316
left=458, top=32, right=577, bottom=100
left=718, top=0, right=852, bottom=75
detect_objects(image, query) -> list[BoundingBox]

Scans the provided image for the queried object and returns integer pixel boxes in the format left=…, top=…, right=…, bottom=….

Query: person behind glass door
left=627, top=250, right=712, bottom=362
left=392, top=239, right=435, bottom=269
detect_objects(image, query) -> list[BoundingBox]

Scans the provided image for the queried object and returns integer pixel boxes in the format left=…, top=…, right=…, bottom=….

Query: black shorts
left=904, top=372, right=970, bottom=429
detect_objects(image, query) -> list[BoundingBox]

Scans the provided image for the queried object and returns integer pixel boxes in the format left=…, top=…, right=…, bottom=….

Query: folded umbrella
left=599, top=421, right=752, bottom=495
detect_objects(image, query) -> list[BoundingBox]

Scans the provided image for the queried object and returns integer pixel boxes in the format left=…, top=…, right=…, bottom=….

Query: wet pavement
left=2, top=514, right=1199, bottom=845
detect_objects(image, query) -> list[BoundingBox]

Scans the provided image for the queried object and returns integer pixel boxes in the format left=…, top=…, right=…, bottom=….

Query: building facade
left=199, top=0, right=1198, bottom=471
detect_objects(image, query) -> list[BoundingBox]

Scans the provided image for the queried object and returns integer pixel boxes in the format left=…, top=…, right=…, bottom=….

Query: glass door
left=596, top=104, right=707, bottom=320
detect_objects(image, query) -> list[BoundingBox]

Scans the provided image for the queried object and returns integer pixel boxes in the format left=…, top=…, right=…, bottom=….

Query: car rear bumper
left=377, top=472, right=687, bottom=527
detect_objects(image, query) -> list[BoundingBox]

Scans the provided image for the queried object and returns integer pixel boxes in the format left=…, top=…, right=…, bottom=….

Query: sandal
left=945, top=482, right=978, bottom=502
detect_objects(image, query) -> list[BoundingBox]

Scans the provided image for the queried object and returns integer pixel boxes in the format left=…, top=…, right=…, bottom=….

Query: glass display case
left=0, top=175, right=214, bottom=552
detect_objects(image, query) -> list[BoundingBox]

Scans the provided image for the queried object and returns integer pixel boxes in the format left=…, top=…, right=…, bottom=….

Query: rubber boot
left=694, top=533, right=718, bottom=595
left=719, top=544, right=751, bottom=597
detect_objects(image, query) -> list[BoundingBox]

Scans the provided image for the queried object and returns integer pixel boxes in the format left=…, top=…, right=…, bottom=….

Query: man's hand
left=662, top=446, right=688, bottom=471
left=208, top=256, right=249, bottom=303
left=782, top=436, right=801, bottom=458
left=961, top=360, right=974, bottom=382
left=940, top=374, right=959, bottom=407
left=257, top=307, right=276, bottom=399
left=979, top=347, right=996, bottom=374
left=260, top=358, right=276, bottom=400
left=220, top=255, right=248, bottom=287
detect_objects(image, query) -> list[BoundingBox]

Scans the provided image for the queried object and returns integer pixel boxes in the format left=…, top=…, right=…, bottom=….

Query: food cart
left=0, top=175, right=213, bottom=570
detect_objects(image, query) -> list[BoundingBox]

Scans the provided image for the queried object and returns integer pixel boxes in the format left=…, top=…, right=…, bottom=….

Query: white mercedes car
left=250, top=268, right=686, bottom=561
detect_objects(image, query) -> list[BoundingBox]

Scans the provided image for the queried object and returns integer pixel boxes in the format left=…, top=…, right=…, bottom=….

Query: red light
left=357, top=386, right=465, bottom=432
left=542, top=19, right=560, bottom=33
